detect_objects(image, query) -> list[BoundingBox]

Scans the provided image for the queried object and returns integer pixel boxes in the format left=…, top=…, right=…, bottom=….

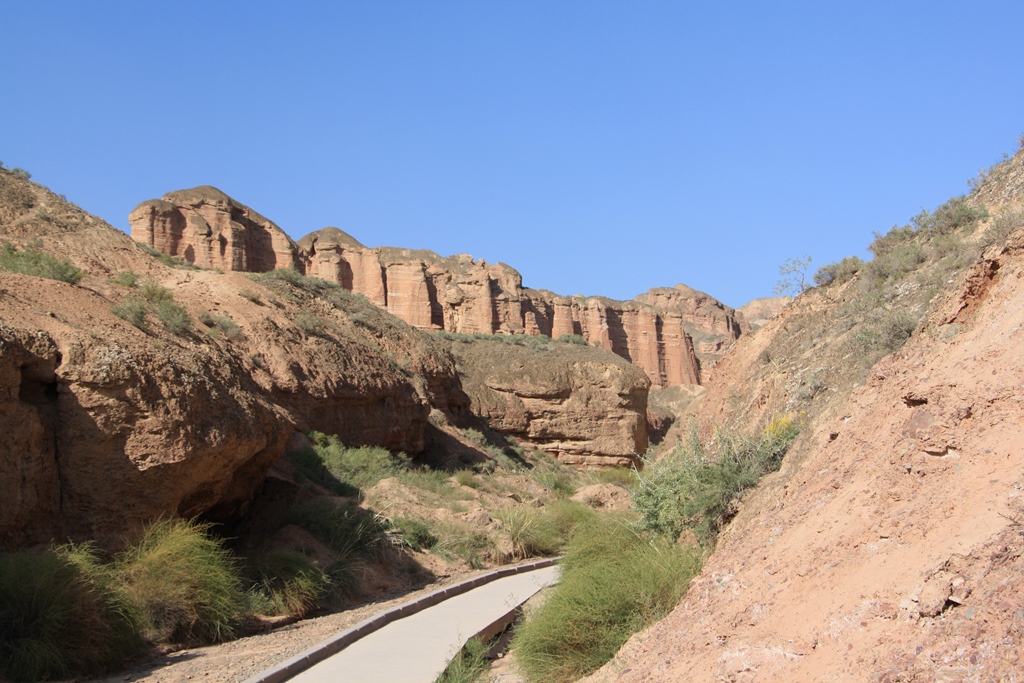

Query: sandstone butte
left=0, top=169, right=654, bottom=547
left=129, top=186, right=750, bottom=389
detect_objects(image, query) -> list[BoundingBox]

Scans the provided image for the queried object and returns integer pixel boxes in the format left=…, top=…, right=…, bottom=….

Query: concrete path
left=246, top=565, right=561, bottom=683
left=290, top=566, right=557, bottom=683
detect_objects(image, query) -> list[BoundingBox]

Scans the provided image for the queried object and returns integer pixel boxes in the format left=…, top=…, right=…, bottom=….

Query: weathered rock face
left=445, top=337, right=651, bottom=467
left=735, top=295, right=792, bottom=329
left=635, top=284, right=747, bottom=364
left=0, top=170, right=469, bottom=546
left=131, top=189, right=746, bottom=388
left=130, top=186, right=300, bottom=273
left=0, top=277, right=292, bottom=545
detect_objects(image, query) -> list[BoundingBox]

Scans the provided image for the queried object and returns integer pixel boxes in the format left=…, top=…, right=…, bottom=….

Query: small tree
left=774, top=256, right=812, bottom=296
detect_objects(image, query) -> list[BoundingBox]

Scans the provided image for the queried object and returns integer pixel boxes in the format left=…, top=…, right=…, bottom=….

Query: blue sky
left=2, top=2, right=1022, bottom=308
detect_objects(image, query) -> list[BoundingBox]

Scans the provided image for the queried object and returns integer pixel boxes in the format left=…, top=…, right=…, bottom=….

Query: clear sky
left=2, top=1, right=1022, bottom=308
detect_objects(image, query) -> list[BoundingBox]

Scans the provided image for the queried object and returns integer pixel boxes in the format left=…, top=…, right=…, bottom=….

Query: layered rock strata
left=2, top=169, right=654, bottom=546
left=445, top=337, right=651, bottom=468
left=131, top=189, right=747, bottom=387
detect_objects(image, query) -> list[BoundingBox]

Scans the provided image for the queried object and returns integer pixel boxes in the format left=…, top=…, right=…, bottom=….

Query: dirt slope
left=580, top=152, right=1024, bottom=681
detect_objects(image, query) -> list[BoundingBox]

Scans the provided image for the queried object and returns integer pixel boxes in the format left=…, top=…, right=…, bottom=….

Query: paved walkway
left=277, top=565, right=558, bottom=683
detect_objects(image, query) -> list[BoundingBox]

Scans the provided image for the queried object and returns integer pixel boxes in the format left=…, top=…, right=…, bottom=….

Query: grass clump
left=389, top=516, right=440, bottom=552
left=854, top=310, right=918, bottom=353
left=112, top=296, right=149, bottom=331
left=453, top=469, right=477, bottom=488
left=435, top=637, right=492, bottom=683
left=286, top=498, right=387, bottom=560
left=633, top=414, right=801, bottom=545
left=0, top=547, right=142, bottom=681
left=0, top=242, right=83, bottom=285
left=198, top=311, right=242, bottom=339
left=247, top=549, right=331, bottom=618
left=813, top=256, right=864, bottom=287
left=512, top=516, right=701, bottom=683
left=496, top=500, right=594, bottom=560
left=290, top=432, right=411, bottom=495
left=251, top=267, right=338, bottom=292
left=294, top=311, right=324, bottom=335
left=109, top=271, right=139, bottom=288
left=432, top=522, right=495, bottom=569
left=154, top=299, right=192, bottom=334
left=117, top=518, right=244, bottom=644
left=111, top=281, right=193, bottom=335
left=238, top=288, right=262, bottom=304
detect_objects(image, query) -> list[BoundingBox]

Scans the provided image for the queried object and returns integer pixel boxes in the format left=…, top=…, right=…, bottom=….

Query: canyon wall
left=132, top=190, right=748, bottom=387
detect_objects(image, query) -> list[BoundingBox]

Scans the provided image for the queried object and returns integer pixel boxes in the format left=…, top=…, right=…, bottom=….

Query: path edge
left=240, top=556, right=560, bottom=683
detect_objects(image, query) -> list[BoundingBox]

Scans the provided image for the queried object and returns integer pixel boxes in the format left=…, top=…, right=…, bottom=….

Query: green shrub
left=291, top=432, right=411, bottom=494
left=139, top=280, right=173, bottom=304
left=117, top=518, right=244, bottom=644
left=855, top=310, right=918, bottom=353
left=10, top=167, right=31, bottom=180
left=295, top=311, right=324, bottom=335
left=248, top=549, right=330, bottom=618
left=512, top=516, right=701, bottom=682
left=633, top=415, right=801, bottom=544
left=0, top=547, right=142, bottom=681
left=453, top=469, right=477, bottom=488
left=495, top=505, right=560, bottom=560
left=432, top=522, right=494, bottom=569
left=868, top=224, right=917, bottom=257
left=389, top=516, right=439, bottom=552
left=984, top=208, right=1024, bottom=247
left=913, top=196, right=988, bottom=235
left=864, top=239, right=926, bottom=284
left=813, top=256, right=864, bottom=287
left=112, top=297, right=148, bottom=331
left=436, top=637, right=491, bottom=683
left=286, top=498, right=387, bottom=559
left=238, top=288, right=262, bottom=304
left=198, top=311, right=241, bottom=339
left=109, top=271, right=139, bottom=288
left=555, top=334, right=588, bottom=345
left=155, top=300, right=192, bottom=334
left=0, top=242, right=83, bottom=284
left=252, top=267, right=338, bottom=292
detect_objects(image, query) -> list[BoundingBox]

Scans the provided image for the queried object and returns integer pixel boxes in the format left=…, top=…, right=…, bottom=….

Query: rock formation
left=131, top=190, right=748, bottom=388
left=445, top=337, right=651, bottom=468
left=0, top=170, right=469, bottom=546
left=1, top=169, right=656, bottom=547
left=734, top=295, right=792, bottom=329
left=129, top=186, right=300, bottom=273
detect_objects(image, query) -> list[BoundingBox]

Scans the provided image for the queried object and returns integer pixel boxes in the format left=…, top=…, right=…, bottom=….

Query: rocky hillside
left=129, top=188, right=747, bottom=388
left=582, top=147, right=1024, bottom=681
left=0, top=170, right=649, bottom=548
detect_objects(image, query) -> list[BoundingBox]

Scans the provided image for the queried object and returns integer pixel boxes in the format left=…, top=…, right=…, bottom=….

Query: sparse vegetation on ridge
left=0, top=242, right=83, bottom=285
left=111, top=279, right=193, bottom=334
left=248, top=266, right=338, bottom=292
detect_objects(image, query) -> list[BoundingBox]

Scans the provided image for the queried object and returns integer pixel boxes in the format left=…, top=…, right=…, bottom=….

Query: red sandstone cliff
left=131, top=190, right=746, bottom=388
left=129, top=186, right=300, bottom=273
